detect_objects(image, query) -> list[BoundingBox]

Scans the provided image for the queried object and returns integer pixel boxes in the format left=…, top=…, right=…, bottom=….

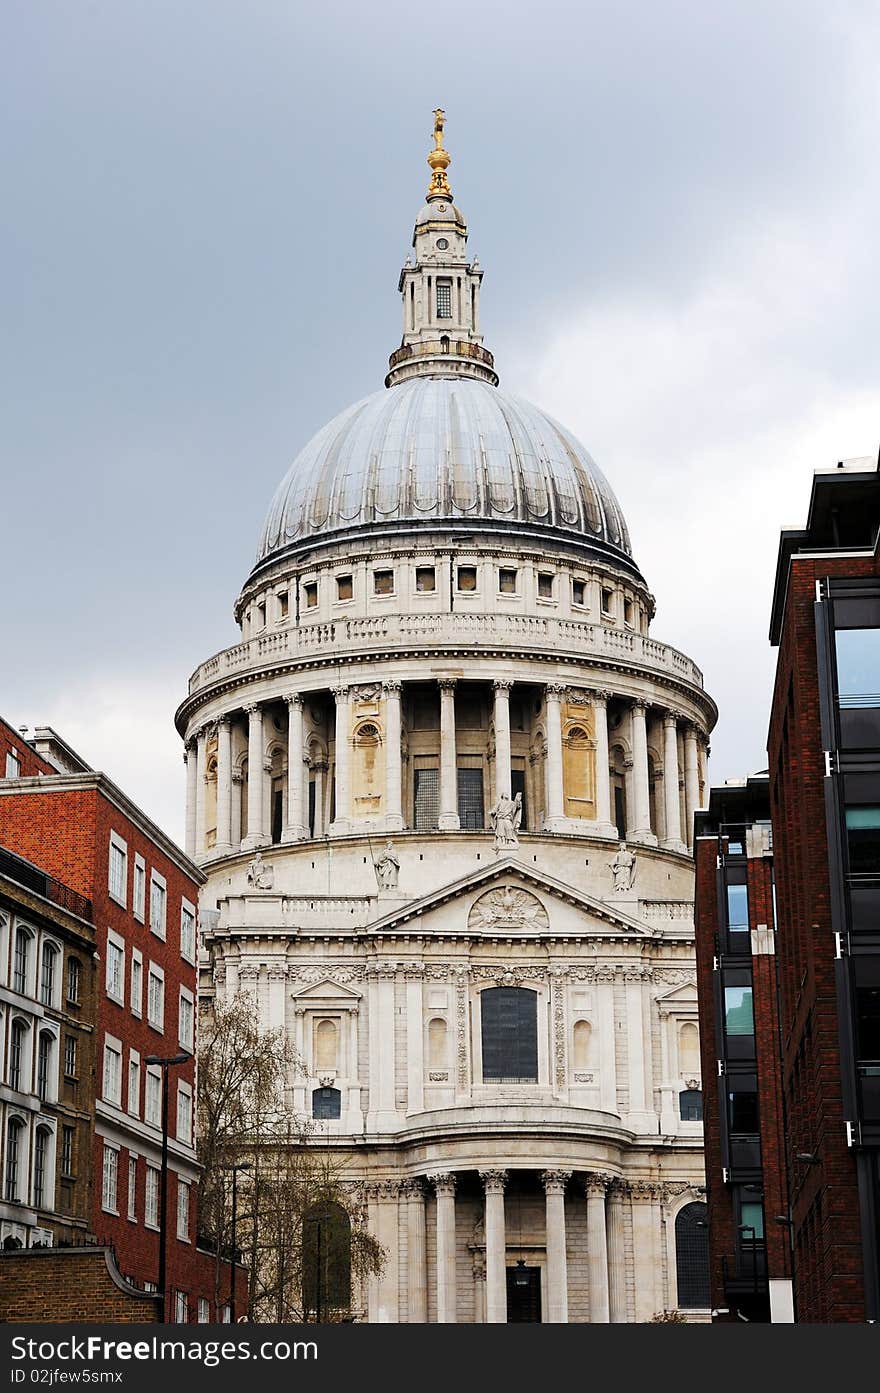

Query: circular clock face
left=437, top=237, right=449, bottom=250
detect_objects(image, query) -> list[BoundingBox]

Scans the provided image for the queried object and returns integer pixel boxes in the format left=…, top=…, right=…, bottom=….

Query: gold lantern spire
left=426, top=108, right=452, bottom=200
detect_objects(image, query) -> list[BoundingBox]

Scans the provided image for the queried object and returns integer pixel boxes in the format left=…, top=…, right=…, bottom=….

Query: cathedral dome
left=256, top=376, right=635, bottom=571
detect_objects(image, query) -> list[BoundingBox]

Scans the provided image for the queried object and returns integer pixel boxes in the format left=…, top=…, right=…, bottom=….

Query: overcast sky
left=3, top=1, right=879, bottom=844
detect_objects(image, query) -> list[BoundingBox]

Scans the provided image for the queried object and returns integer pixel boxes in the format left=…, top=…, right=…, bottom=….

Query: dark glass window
left=572, top=579, right=586, bottom=606
left=308, top=779, right=316, bottom=836
left=614, top=784, right=626, bottom=841
left=675, top=1202, right=709, bottom=1308
left=499, top=568, right=517, bottom=594
left=846, top=807, right=880, bottom=875
left=312, top=1087, right=341, bottom=1120
left=538, top=573, right=554, bottom=599
left=835, top=627, right=880, bottom=709
left=728, top=1075, right=759, bottom=1133
left=436, top=280, right=452, bottom=318
left=457, top=566, right=477, bottom=592
left=679, top=1088, right=703, bottom=1121
left=415, top=566, right=436, bottom=593
left=511, top=767, right=527, bottom=828
left=303, top=582, right=318, bottom=609
left=724, top=981, right=754, bottom=1037
left=302, top=1202, right=351, bottom=1317
left=601, top=588, right=613, bottom=614
left=725, top=879, right=750, bottom=934
left=414, top=766, right=439, bottom=830
left=457, top=767, right=484, bottom=830
left=481, top=987, right=538, bottom=1083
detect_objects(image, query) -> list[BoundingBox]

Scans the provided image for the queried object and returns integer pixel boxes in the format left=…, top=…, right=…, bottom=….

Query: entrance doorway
left=506, top=1265, right=542, bottom=1322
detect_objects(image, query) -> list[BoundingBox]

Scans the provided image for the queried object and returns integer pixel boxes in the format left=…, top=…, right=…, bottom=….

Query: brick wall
left=0, top=1248, right=160, bottom=1323
left=0, top=719, right=55, bottom=780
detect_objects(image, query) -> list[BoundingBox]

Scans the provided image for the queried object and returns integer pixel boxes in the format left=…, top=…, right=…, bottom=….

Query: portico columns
left=215, top=716, right=233, bottom=853
left=607, top=1180, right=628, bottom=1322
left=492, top=680, right=513, bottom=805
left=662, top=712, right=687, bottom=854
left=683, top=723, right=700, bottom=850
left=480, top=1170, right=508, bottom=1323
left=330, top=686, right=350, bottom=835
left=541, top=1170, right=571, bottom=1323
left=383, top=680, right=404, bottom=831
left=590, top=690, right=616, bottom=836
left=242, top=704, right=266, bottom=850
left=544, top=683, right=565, bottom=828
left=438, top=679, right=460, bottom=830
left=629, top=701, right=655, bottom=844
left=432, top=1173, right=457, bottom=1323
left=184, top=741, right=197, bottom=858
left=282, top=694, right=307, bottom=842
left=585, top=1174, right=610, bottom=1322
left=194, top=725, right=209, bottom=856
left=404, top=1180, right=428, bottom=1322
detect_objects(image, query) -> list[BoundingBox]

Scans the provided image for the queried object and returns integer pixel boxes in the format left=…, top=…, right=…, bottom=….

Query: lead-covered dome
left=256, top=377, right=635, bottom=570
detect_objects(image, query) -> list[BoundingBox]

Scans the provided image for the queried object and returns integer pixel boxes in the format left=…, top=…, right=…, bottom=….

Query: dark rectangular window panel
left=725, top=876, right=749, bottom=934
left=336, top=575, right=353, bottom=601
left=414, top=766, right=439, bottom=831
left=415, top=566, right=436, bottom=593
left=840, top=709, right=880, bottom=748
left=833, top=596, right=880, bottom=630
left=457, top=767, right=484, bottom=830
left=572, top=579, right=586, bottom=606
left=457, top=566, right=477, bottom=592
left=312, top=1087, right=341, bottom=1120
left=272, top=789, right=283, bottom=844
left=846, top=806, right=880, bottom=875
left=436, top=280, right=452, bottom=318
left=308, top=780, right=316, bottom=836
left=481, top=987, right=538, bottom=1083
left=304, top=583, right=318, bottom=608
left=506, top=1266, right=541, bottom=1322
left=728, top=1076, right=760, bottom=1136
left=538, top=573, right=554, bottom=599
left=614, top=785, right=626, bottom=841
left=373, top=570, right=394, bottom=595
left=511, top=767, right=526, bottom=828
left=499, top=568, right=517, bottom=594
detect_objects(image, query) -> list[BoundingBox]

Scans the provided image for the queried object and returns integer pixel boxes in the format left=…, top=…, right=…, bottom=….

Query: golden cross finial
left=426, top=107, right=452, bottom=200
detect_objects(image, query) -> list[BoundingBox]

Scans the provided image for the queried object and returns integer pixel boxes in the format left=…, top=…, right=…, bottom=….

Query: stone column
left=405, top=966, right=424, bottom=1115
left=432, top=1174, right=457, bottom=1323
left=438, top=679, right=460, bottom=830
left=480, top=1170, right=508, bottom=1324
left=629, top=701, right=655, bottom=844
left=194, top=725, right=209, bottom=857
left=231, top=770, right=243, bottom=847
left=383, top=680, right=404, bottom=832
left=242, top=704, right=266, bottom=850
left=184, top=741, right=197, bottom=858
left=544, top=683, right=565, bottom=828
left=607, top=1180, right=628, bottom=1323
left=492, top=680, right=513, bottom=805
left=404, top=1179, right=428, bottom=1322
left=541, top=1170, right=571, bottom=1323
left=282, top=694, right=307, bottom=842
left=683, top=724, right=700, bottom=851
left=662, top=712, right=687, bottom=853
left=631, top=1183, right=661, bottom=1321
left=585, top=1174, right=610, bottom=1322
left=312, top=758, right=326, bottom=837
left=215, top=717, right=233, bottom=854
left=330, top=686, right=350, bottom=835
left=591, top=689, right=616, bottom=836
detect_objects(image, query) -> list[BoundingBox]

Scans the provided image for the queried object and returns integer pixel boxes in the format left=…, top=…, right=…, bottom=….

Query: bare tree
left=197, top=992, right=384, bottom=1321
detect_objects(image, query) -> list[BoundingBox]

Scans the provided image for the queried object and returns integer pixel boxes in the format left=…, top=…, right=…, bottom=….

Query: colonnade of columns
left=183, top=678, right=707, bottom=860
left=377, top=1169, right=637, bottom=1323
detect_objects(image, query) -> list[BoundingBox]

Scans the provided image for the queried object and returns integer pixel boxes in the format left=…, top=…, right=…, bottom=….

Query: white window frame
left=128, top=1049, right=141, bottom=1116
left=133, top=854, right=146, bottom=923
left=175, top=1290, right=188, bottom=1323
left=147, top=963, right=165, bottom=1031
left=130, top=948, right=143, bottom=1018
left=197, top=1297, right=210, bottom=1324
left=145, top=1164, right=160, bottom=1229
left=127, top=1153, right=138, bottom=1222
left=177, top=1179, right=190, bottom=1242
left=180, top=899, right=196, bottom=965
left=176, top=1081, right=193, bottom=1146
left=5, top=749, right=21, bottom=779
left=108, top=831, right=128, bottom=908
left=145, top=1065, right=161, bottom=1127
left=103, top=1034, right=123, bottom=1106
left=101, top=1142, right=120, bottom=1214
left=105, top=929, right=125, bottom=1004
left=178, top=987, right=194, bottom=1052
left=39, top=936, right=61, bottom=1009
left=149, top=870, right=167, bottom=940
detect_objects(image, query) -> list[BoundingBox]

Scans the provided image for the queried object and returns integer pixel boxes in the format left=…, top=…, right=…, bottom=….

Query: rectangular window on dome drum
left=457, top=766, right=484, bottom=830
left=436, top=280, right=452, bottom=318
left=413, top=766, right=439, bottom=830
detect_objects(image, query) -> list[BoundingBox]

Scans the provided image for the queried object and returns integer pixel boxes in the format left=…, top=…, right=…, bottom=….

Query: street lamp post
left=145, top=1052, right=189, bottom=1322
left=228, top=1162, right=252, bottom=1322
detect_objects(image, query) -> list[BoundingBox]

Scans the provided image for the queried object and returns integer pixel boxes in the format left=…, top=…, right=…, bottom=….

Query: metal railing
left=0, top=846, right=93, bottom=922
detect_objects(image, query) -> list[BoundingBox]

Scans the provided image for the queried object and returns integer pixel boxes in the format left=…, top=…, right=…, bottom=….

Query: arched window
left=314, top=1020, right=338, bottom=1071
left=573, top=1019, right=592, bottom=1071
left=33, top=1126, right=51, bottom=1209
left=4, top=1118, right=24, bottom=1202
left=13, top=929, right=31, bottom=995
left=428, top=1017, right=448, bottom=1070
left=302, top=1201, right=352, bottom=1319
left=312, top=1087, right=341, bottom=1120
left=675, top=1202, right=710, bottom=1308
left=679, top=1088, right=703, bottom=1122
left=481, top=987, right=538, bottom=1083
left=40, top=942, right=58, bottom=1007
left=679, top=1021, right=700, bottom=1076
left=37, top=1032, right=54, bottom=1101
left=9, top=1019, right=27, bottom=1091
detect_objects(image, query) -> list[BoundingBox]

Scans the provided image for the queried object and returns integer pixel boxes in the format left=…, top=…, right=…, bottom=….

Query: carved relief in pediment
left=468, top=885, right=549, bottom=933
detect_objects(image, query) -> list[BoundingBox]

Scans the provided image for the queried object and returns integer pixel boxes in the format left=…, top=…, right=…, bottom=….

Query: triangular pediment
left=655, top=981, right=698, bottom=1003
left=290, top=977, right=362, bottom=1001
left=366, top=856, right=650, bottom=938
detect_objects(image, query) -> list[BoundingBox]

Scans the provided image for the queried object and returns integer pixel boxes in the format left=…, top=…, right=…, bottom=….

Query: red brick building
left=693, top=775, right=793, bottom=1322
left=0, top=716, right=238, bottom=1322
left=695, top=455, right=880, bottom=1323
